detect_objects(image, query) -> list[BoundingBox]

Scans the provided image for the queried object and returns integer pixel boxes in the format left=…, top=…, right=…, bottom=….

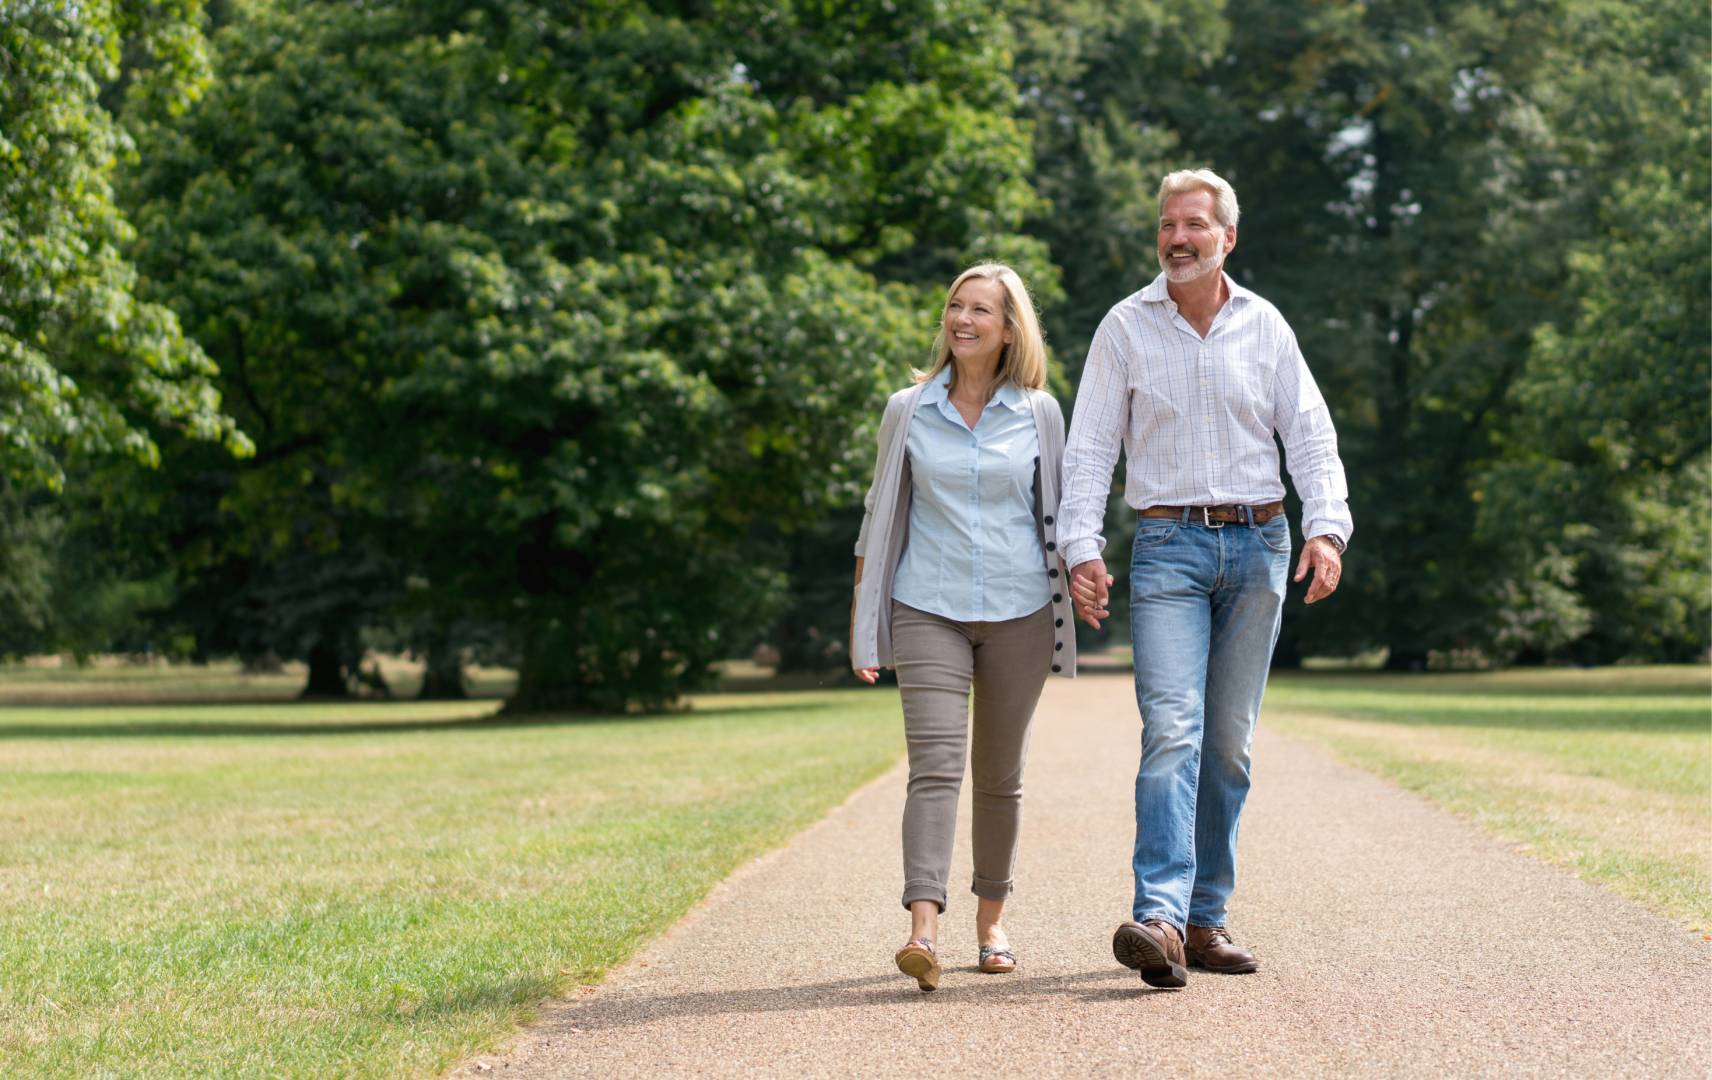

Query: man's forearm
left=1059, top=330, right=1129, bottom=566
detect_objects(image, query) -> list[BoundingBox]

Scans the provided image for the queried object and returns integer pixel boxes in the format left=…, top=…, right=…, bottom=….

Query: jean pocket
left=1256, top=517, right=1292, bottom=554
left=1132, top=521, right=1179, bottom=552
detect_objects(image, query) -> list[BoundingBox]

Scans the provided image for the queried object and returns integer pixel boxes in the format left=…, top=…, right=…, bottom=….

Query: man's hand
left=1295, top=536, right=1343, bottom=604
left=855, top=667, right=880, bottom=684
left=1070, top=558, right=1114, bottom=629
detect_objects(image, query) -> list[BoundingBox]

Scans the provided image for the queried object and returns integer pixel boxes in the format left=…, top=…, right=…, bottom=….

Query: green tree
left=1474, top=0, right=1710, bottom=663
left=0, top=0, right=247, bottom=493
left=129, top=0, right=1051, bottom=709
left=1008, top=0, right=1707, bottom=667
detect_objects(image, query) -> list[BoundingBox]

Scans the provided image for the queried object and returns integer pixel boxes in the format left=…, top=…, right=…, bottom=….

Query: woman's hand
left=855, top=667, right=880, bottom=684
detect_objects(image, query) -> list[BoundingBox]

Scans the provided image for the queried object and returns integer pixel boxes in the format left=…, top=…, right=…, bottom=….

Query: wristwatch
left=1318, top=534, right=1346, bottom=555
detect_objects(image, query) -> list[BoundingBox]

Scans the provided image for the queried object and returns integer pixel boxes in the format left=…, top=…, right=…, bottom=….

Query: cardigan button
left=1051, top=664, right=1062, bottom=673
left=1046, top=541, right=1056, bottom=551
left=1053, top=593, right=1062, bottom=603
left=1043, top=515, right=1054, bottom=525
left=1055, top=641, right=1064, bottom=651
left=1048, top=568, right=1059, bottom=578
left=1055, top=618, right=1063, bottom=628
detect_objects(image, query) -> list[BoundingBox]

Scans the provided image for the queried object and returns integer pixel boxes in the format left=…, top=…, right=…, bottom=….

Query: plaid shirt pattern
left=1058, top=272, right=1352, bottom=568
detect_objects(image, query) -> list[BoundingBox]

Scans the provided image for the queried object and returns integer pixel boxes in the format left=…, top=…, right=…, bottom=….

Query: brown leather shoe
left=1112, top=919, right=1188, bottom=988
left=1185, top=924, right=1259, bottom=974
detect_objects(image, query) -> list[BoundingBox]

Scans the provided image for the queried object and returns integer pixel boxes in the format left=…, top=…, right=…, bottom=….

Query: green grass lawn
left=1264, top=665, right=1712, bottom=931
left=0, top=663, right=903, bottom=1078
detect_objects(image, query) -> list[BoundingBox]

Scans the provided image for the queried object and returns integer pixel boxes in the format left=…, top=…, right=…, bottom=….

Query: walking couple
left=849, top=169, right=1352, bottom=992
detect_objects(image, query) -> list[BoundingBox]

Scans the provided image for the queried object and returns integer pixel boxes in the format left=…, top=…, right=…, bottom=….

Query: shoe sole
left=1112, top=924, right=1188, bottom=989
left=895, top=948, right=940, bottom=992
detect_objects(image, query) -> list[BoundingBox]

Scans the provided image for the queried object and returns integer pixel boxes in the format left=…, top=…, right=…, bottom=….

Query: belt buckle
left=1200, top=506, right=1224, bottom=530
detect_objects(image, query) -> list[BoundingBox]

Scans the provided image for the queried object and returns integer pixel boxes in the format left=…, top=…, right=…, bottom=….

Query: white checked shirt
left=1058, top=272, right=1352, bottom=569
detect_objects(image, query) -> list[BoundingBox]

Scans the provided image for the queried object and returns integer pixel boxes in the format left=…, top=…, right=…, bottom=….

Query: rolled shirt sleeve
left=1271, top=324, right=1352, bottom=548
left=1059, top=316, right=1131, bottom=569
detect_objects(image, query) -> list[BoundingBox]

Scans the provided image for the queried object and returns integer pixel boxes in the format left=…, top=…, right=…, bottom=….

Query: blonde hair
left=917, top=263, right=1047, bottom=392
left=1158, top=168, right=1241, bottom=228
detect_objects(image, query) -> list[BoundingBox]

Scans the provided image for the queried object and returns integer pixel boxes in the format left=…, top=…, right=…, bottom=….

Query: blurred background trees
left=2, top=0, right=1705, bottom=707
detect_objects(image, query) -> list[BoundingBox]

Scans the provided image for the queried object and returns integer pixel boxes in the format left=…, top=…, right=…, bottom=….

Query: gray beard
left=1159, top=250, right=1223, bottom=283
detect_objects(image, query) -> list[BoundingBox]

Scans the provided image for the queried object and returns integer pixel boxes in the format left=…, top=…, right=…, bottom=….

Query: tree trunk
left=241, top=650, right=283, bottom=674
left=301, top=641, right=350, bottom=698
left=505, top=625, right=643, bottom=715
left=417, top=637, right=468, bottom=700
left=1383, top=647, right=1428, bottom=672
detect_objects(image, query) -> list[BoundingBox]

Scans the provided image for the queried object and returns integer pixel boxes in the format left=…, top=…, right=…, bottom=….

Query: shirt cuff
left=1060, top=538, right=1103, bottom=569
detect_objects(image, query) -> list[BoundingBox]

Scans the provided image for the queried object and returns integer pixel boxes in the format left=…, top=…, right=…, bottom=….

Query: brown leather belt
left=1139, top=501, right=1285, bottom=526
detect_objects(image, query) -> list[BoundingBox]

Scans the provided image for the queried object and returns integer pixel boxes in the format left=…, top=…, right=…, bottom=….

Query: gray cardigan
left=851, top=381, right=1077, bottom=678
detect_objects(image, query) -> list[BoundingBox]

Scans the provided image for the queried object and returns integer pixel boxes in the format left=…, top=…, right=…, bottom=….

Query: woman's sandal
left=978, top=943, right=1017, bottom=974
left=894, top=938, right=940, bottom=992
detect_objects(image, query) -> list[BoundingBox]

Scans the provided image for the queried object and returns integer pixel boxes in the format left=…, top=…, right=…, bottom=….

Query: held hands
left=1295, top=536, right=1344, bottom=604
left=1070, top=559, right=1114, bottom=629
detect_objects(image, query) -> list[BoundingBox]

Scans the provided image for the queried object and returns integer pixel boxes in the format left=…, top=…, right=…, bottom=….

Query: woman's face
left=944, top=277, right=1013, bottom=369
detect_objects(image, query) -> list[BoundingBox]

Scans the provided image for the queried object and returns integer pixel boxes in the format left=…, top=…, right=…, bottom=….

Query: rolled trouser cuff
left=902, top=880, right=948, bottom=912
left=971, top=874, right=1014, bottom=902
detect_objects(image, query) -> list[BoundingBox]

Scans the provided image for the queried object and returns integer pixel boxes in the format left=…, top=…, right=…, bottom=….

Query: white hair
left=1158, top=169, right=1240, bottom=228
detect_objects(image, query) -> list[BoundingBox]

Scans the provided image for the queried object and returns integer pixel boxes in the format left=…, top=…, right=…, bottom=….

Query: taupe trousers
left=892, top=599, right=1055, bottom=912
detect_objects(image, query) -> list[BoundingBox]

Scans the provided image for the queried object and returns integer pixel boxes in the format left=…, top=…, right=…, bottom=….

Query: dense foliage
left=119, top=0, right=1051, bottom=708
left=4, top=0, right=1704, bottom=699
left=0, top=0, right=248, bottom=492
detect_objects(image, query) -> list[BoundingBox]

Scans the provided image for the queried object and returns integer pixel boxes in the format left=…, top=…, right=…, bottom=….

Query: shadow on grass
left=1271, top=702, right=1709, bottom=734
left=0, top=692, right=509, bottom=710
left=0, top=701, right=828, bottom=740
left=1268, top=667, right=1711, bottom=699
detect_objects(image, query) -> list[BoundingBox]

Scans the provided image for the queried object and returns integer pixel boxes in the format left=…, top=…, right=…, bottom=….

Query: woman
left=849, top=263, right=1077, bottom=992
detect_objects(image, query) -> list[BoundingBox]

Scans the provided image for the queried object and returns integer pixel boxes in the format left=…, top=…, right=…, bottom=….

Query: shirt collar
left=920, top=365, right=953, bottom=404
left=992, top=380, right=1029, bottom=413
left=923, top=365, right=1030, bottom=414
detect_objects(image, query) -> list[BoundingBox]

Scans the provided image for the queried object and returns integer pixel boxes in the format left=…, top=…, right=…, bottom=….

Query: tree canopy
left=0, top=0, right=248, bottom=492
left=123, top=0, right=1054, bottom=708
left=3, top=0, right=1704, bottom=696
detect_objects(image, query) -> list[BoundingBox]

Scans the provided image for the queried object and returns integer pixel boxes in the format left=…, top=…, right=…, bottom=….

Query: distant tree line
left=1, top=0, right=1705, bottom=709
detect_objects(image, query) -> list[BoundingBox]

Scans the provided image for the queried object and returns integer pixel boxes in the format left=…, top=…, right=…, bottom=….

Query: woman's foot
left=894, top=938, right=940, bottom=991
left=976, top=902, right=1016, bottom=973
left=978, top=941, right=1017, bottom=974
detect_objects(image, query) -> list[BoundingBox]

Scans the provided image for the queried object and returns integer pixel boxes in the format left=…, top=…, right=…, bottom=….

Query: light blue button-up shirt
left=892, top=367, right=1051, bottom=622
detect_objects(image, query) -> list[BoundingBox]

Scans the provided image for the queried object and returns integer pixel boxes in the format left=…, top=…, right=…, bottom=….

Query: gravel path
left=451, top=673, right=1712, bottom=1079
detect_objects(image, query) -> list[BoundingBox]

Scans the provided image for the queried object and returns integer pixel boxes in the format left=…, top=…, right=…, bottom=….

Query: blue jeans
left=1128, top=511, right=1290, bottom=931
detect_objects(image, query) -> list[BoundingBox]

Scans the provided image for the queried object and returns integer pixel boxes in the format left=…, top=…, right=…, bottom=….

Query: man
left=1059, top=168, right=1351, bottom=989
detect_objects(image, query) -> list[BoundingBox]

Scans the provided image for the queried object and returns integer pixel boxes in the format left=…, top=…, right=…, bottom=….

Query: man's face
left=1156, top=189, right=1234, bottom=284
